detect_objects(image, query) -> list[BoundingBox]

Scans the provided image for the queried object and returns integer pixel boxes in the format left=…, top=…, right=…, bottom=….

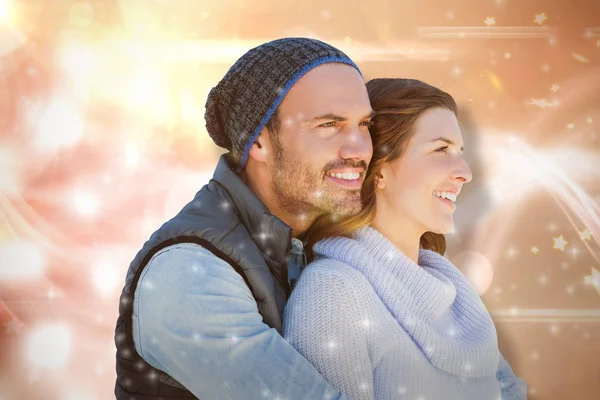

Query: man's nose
left=339, top=128, right=373, bottom=163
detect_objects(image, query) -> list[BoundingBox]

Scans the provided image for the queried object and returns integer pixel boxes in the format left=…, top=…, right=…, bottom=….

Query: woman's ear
left=248, top=129, right=270, bottom=163
left=376, top=171, right=386, bottom=190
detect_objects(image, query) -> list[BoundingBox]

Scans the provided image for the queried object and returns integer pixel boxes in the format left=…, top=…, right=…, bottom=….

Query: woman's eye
left=360, top=120, right=374, bottom=127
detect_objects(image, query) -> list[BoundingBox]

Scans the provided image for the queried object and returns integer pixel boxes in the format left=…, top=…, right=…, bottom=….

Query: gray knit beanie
left=204, top=37, right=361, bottom=171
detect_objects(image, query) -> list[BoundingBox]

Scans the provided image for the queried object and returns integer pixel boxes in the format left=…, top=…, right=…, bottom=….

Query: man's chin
left=328, top=202, right=363, bottom=217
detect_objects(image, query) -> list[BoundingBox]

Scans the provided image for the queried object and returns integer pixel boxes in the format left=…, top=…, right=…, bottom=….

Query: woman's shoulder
left=297, top=257, right=373, bottom=293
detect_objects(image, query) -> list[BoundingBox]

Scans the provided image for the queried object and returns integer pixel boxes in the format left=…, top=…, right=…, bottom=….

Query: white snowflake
left=424, top=344, right=435, bottom=355
left=220, top=200, right=231, bottom=210
left=142, top=280, right=155, bottom=290
left=565, top=284, right=575, bottom=295
left=283, top=117, right=294, bottom=127
left=451, top=66, right=463, bottom=77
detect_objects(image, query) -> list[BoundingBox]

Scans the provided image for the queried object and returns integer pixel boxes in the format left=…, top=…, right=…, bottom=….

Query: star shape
left=4, top=319, right=23, bottom=334
left=484, top=16, right=496, bottom=26
left=530, top=246, right=539, bottom=254
left=584, top=267, right=600, bottom=296
left=580, top=229, right=592, bottom=241
left=533, top=12, right=548, bottom=25
left=550, top=83, right=560, bottom=92
left=553, top=235, right=568, bottom=251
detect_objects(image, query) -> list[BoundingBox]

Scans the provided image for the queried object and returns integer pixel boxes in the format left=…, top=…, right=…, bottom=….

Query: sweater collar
left=313, top=226, right=499, bottom=377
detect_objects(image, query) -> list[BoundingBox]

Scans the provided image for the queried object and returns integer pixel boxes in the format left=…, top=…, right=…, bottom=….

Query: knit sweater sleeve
left=497, top=351, right=528, bottom=399
left=284, top=262, right=375, bottom=400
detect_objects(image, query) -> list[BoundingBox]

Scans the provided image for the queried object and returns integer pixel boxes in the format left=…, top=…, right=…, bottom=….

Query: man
left=114, top=37, right=374, bottom=399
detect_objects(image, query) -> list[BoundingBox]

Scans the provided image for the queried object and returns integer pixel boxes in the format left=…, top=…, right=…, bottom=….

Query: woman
left=284, top=78, right=527, bottom=400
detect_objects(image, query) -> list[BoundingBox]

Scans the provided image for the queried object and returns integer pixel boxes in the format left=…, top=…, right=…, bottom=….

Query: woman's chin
left=430, top=221, right=455, bottom=235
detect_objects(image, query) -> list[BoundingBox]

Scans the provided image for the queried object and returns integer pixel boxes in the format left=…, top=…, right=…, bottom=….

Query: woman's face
left=377, top=107, right=472, bottom=235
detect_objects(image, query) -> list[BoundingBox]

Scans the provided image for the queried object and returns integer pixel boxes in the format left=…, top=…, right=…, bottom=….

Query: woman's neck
left=370, top=206, right=423, bottom=264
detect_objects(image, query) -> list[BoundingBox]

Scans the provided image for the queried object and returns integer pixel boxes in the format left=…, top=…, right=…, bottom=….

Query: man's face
left=267, top=63, right=373, bottom=218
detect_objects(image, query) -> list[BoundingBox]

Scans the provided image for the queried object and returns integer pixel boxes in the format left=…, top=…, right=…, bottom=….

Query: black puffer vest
left=114, top=156, right=296, bottom=399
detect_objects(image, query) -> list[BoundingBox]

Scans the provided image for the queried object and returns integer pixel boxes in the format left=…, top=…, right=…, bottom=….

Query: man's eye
left=319, top=122, right=336, bottom=127
left=435, top=146, right=449, bottom=152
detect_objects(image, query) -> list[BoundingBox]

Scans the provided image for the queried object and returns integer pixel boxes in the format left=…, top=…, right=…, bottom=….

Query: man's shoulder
left=148, top=242, right=218, bottom=263
left=142, top=243, right=233, bottom=280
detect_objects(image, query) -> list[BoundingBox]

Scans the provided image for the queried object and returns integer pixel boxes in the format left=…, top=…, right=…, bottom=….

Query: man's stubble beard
left=269, top=134, right=362, bottom=218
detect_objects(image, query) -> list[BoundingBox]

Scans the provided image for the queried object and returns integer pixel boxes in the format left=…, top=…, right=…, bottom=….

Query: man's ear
left=248, top=129, right=270, bottom=163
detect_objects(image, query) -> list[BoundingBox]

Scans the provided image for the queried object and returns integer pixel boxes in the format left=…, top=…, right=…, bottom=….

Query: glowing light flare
left=26, top=324, right=72, bottom=368
left=456, top=132, right=600, bottom=262
left=70, top=189, right=99, bottom=216
left=125, top=68, right=173, bottom=122
left=124, top=140, right=141, bottom=167
left=0, top=0, right=14, bottom=23
left=58, top=42, right=97, bottom=100
left=59, top=43, right=96, bottom=77
left=452, top=250, right=494, bottom=295
left=0, top=240, right=46, bottom=281
left=35, top=100, right=84, bottom=151
left=92, top=259, right=120, bottom=297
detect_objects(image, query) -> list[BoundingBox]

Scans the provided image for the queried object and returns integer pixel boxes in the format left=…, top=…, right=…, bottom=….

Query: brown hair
left=304, top=78, right=458, bottom=261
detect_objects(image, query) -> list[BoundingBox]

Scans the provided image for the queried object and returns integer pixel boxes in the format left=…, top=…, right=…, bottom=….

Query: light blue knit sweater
left=284, top=226, right=527, bottom=400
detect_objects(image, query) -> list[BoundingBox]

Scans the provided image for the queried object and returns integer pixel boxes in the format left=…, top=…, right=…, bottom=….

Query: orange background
left=1, top=1, right=599, bottom=399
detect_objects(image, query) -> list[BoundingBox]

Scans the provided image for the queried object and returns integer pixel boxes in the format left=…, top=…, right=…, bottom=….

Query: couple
left=114, top=38, right=527, bottom=399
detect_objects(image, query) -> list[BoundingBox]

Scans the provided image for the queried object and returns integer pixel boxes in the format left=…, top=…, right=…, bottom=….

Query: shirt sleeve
left=284, top=263, right=375, bottom=400
left=497, top=351, right=528, bottom=400
left=132, top=243, right=348, bottom=400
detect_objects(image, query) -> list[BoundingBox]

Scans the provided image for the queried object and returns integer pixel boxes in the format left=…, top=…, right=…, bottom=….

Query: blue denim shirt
left=132, top=242, right=346, bottom=400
